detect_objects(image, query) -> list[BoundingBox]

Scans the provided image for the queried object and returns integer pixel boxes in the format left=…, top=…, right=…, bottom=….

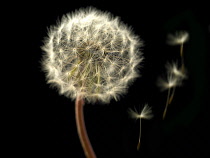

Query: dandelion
left=167, top=31, right=189, bottom=71
left=166, top=62, right=187, bottom=104
left=42, top=7, right=143, bottom=158
left=157, top=62, right=187, bottom=119
left=157, top=31, right=189, bottom=119
left=42, top=7, right=143, bottom=104
left=128, top=104, right=153, bottom=150
left=157, top=68, right=182, bottom=119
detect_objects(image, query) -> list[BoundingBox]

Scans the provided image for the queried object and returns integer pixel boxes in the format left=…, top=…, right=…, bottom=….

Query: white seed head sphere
left=42, top=7, right=143, bottom=103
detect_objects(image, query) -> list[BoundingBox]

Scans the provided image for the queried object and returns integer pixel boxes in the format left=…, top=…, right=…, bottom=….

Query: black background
left=12, top=1, right=210, bottom=158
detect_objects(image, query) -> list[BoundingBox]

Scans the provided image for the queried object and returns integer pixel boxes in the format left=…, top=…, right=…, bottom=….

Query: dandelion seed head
left=42, top=7, right=143, bottom=103
left=167, top=31, right=189, bottom=45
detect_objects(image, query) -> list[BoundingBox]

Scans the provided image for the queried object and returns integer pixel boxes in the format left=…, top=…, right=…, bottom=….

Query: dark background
left=13, top=1, right=209, bottom=158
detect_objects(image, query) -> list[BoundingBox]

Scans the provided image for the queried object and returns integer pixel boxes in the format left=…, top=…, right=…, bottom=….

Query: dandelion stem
left=137, top=118, right=141, bottom=150
left=180, top=43, right=185, bottom=72
left=180, top=43, right=184, bottom=57
left=168, top=87, right=176, bottom=104
left=75, top=96, right=96, bottom=158
left=163, top=88, right=171, bottom=119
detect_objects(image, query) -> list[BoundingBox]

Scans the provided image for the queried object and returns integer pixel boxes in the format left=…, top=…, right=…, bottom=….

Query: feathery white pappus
left=166, top=62, right=187, bottom=79
left=157, top=62, right=187, bottom=91
left=41, top=7, right=143, bottom=103
left=128, top=104, right=153, bottom=120
left=167, top=31, right=189, bottom=45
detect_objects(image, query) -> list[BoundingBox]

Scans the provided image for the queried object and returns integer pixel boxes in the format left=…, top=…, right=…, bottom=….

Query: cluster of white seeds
left=42, top=7, right=143, bottom=103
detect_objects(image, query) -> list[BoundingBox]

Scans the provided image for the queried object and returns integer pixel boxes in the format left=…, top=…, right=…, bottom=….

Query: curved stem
left=75, top=96, right=96, bottom=158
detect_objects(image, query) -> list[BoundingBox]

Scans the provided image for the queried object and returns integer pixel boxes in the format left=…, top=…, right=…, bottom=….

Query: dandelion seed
left=158, top=62, right=187, bottom=119
left=128, top=104, right=153, bottom=150
left=158, top=61, right=188, bottom=119
left=127, top=104, right=153, bottom=120
left=157, top=71, right=180, bottom=92
left=167, top=31, right=189, bottom=45
left=160, top=31, right=189, bottom=119
left=167, top=31, right=189, bottom=65
left=157, top=67, right=182, bottom=119
left=166, top=62, right=187, bottom=79
left=165, top=62, right=187, bottom=105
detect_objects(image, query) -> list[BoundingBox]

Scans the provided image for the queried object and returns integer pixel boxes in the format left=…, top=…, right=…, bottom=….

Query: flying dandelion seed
left=167, top=31, right=189, bottom=71
left=42, top=7, right=143, bottom=158
left=167, top=31, right=189, bottom=46
left=158, top=31, right=189, bottom=119
left=157, top=67, right=183, bottom=119
left=128, top=104, right=153, bottom=150
left=157, top=71, right=180, bottom=92
left=165, top=61, right=187, bottom=105
left=166, top=62, right=187, bottom=79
